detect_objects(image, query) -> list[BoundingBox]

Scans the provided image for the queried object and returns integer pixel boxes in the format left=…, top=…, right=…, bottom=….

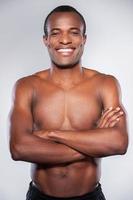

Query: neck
left=48, top=64, right=84, bottom=89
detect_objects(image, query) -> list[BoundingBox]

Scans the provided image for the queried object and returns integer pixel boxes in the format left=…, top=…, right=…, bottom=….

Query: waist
left=29, top=182, right=102, bottom=200
left=31, top=161, right=100, bottom=196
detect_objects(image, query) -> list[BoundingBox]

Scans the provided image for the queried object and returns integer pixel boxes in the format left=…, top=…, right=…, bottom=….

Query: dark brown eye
left=71, top=31, right=80, bottom=35
left=50, top=32, right=59, bottom=36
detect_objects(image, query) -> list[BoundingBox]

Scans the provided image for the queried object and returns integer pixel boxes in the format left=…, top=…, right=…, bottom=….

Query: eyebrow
left=50, top=27, right=82, bottom=32
left=70, top=27, right=81, bottom=31
left=50, top=28, right=60, bottom=32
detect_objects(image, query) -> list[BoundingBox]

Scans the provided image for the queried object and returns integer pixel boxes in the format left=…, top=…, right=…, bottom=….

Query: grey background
left=0, top=0, right=133, bottom=199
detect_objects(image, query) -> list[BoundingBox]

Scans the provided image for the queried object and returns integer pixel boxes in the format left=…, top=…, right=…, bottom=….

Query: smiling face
left=43, top=12, right=86, bottom=69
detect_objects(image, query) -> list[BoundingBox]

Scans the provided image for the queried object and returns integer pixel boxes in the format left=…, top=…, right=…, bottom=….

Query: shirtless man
left=9, top=5, right=128, bottom=200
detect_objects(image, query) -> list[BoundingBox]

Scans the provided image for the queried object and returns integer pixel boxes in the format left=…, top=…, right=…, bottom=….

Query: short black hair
left=44, top=5, right=86, bottom=36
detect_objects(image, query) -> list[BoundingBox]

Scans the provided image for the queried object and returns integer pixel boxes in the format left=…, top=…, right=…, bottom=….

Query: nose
left=59, top=33, right=72, bottom=45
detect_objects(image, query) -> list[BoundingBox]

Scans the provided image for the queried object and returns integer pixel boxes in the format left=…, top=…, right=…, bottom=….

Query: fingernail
left=120, top=111, right=123, bottom=114
left=109, top=107, right=113, bottom=110
left=116, top=107, right=120, bottom=111
left=116, top=118, right=120, bottom=121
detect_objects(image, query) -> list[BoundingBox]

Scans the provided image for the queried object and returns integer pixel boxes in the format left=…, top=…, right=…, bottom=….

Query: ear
left=43, top=35, right=48, bottom=47
left=83, top=34, right=87, bottom=44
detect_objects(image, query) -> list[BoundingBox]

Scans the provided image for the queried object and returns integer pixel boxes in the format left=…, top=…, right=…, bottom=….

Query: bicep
left=100, top=75, right=127, bottom=130
left=101, top=75, right=122, bottom=109
left=10, top=79, right=34, bottom=142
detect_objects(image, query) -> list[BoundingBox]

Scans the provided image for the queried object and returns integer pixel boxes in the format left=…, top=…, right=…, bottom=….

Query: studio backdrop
left=0, top=1, right=133, bottom=200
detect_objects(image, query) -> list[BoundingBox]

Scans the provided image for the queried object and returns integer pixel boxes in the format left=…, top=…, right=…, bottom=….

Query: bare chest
left=32, top=83, right=101, bottom=131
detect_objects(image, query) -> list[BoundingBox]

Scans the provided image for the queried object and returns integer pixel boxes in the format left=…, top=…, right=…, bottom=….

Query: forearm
left=48, top=127, right=128, bottom=158
left=10, top=132, right=85, bottom=164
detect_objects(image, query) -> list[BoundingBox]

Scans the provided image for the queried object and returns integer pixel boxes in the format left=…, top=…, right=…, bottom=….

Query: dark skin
left=10, top=12, right=128, bottom=197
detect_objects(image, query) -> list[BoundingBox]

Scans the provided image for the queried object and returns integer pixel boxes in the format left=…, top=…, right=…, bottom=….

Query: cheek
left=74, top=37, right=85, bottom=48
left=47, top=42, right=54, bottom=49
left=76, top=43, right=84, bottom=51
left=48, top=37, right=59, bottom=47
left=45, top=38, right=55, bottom=49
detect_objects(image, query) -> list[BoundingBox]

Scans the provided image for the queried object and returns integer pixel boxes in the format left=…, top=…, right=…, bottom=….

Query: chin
left=52, top=60, right=80, bottom=69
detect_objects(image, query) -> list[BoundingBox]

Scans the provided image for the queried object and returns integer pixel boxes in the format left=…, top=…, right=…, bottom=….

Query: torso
left=29, top=67, right=104, bottom=197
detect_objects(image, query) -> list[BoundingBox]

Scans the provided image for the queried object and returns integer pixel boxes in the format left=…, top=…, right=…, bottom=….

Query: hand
left=33, top=130, right=50, bottom=139
left=47, top=131, right=62, bottom=142
left=97, top=107, right=123, bottom=128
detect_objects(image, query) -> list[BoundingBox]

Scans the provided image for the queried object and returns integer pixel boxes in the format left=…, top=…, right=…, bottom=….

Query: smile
left=56, top=48, right=75, bottom=56
left=57, top=48, right=74, bottom=53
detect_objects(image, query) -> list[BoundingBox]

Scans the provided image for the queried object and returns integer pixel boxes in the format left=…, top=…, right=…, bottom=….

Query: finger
left=98, top=107, right=115, bottom=128
left=99, top=107, right=123, bottom=128
left=102, top=107, right=114, bottom=118
left=102, top=107, right=120, bottom=119
left=108, top=118, right=120, bottom=128
left=102, top=107, right=122, bottom=127
left=104, top=112, right=123, bottom=128
left=107, top=111, right=123, bottom=124
left=97, top=107, right=113, bottom=127
left=105, top=110, right=124, bottom=127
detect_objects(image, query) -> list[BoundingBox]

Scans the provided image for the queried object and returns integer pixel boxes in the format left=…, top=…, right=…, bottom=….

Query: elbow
left=116, top=133, right=128, bottom=155
left=118, top=140, right=128, bottom=155
left=10, top=142, right=25, bottom=161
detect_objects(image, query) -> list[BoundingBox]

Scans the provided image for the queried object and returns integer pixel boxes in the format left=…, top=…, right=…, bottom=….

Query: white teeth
left=57, top=48, right=73, bottom=53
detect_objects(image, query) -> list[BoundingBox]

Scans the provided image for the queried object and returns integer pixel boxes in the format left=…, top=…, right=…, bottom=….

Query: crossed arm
left=34, top=107, right=127, bottom=158
left=9, top=76, right=128, bottom=164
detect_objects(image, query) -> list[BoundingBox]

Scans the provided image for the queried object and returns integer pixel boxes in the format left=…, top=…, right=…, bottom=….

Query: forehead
left=47, top=12, right=84, bottom=32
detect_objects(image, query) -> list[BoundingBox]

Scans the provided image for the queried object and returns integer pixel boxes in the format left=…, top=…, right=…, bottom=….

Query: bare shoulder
left=84, top=68, right=123, bottom=110
left=83, top=67, right=119, bottom=87
left=34, top=69, right=50, bottom=80
left=15, top=69, right=50, bottom=89
left=98, top=73, right=120, bottom=91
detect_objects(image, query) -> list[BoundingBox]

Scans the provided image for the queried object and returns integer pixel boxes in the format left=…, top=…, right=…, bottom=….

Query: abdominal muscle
left=31, top=157, right=101, bottom=197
